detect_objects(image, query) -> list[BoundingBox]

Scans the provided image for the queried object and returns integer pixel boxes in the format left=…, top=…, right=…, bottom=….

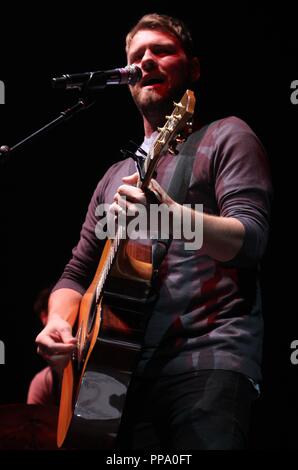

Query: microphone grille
left=125, top=64, right=142, bottom=85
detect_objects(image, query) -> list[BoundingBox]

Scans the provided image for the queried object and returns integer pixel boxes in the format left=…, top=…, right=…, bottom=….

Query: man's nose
left=141, top=49, right=158, bottom=72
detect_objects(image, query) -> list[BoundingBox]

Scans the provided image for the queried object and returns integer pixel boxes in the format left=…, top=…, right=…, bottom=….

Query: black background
left=0, top=1, right=297, bottom=450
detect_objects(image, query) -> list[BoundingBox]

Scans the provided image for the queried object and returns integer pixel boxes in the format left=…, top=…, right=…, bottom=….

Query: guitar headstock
left=141, top=89, right=196, bottom=187
left=152, top=89, right=195, bottom=158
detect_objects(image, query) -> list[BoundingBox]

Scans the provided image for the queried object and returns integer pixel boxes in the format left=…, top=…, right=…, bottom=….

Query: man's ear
left=40, top=310, right=48, bottom=326
left=190, top=57, right=200, bottom=82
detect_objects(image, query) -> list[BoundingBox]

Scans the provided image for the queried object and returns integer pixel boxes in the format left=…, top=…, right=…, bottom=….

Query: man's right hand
left=35, top=316, right=77, bottom=370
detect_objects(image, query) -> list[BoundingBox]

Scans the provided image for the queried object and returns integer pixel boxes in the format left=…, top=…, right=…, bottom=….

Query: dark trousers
left=117, top=369, right=257, bottom=450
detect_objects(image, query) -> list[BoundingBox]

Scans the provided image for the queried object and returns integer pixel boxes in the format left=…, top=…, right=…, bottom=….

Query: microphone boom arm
left=0, top=64, right=141, bottom=161
left=0, top=96, right=96, bottom=160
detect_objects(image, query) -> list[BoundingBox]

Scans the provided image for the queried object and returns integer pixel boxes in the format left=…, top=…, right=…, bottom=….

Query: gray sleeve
left=213, top=117, right=273, bottom=267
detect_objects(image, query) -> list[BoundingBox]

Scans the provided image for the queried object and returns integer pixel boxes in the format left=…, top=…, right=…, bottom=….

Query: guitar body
left=57, top=239, right=153, bottom=449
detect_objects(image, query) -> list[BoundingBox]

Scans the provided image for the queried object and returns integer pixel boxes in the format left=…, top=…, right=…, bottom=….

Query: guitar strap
left=152, top=122, right=212, bottom=269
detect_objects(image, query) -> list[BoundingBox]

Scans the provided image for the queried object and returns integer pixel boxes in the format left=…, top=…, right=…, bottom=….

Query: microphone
left=52, top=64, right=142, bottom=90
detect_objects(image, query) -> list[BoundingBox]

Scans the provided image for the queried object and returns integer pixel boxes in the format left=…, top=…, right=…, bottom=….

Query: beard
left=131, top=82, right=189, bottom=127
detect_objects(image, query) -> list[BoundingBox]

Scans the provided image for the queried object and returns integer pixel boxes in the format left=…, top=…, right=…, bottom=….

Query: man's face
left=127, top=29, right=197, bottom=115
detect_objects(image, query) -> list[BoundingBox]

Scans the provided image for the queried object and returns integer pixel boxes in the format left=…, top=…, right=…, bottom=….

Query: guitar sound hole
left=87, top=294, right=97, bottom=334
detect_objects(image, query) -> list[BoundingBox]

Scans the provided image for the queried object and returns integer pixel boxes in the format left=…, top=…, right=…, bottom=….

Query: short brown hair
left=126, top=13, right=194, bottom=57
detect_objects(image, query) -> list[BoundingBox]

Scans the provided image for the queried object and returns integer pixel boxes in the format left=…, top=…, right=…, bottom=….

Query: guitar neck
left=140, top=92, right=195, bottom=190
left=95, top=226, right=123, bottom=303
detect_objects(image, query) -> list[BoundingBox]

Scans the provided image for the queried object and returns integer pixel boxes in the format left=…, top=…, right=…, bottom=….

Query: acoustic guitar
left=57, top=89, right=195, bottom=448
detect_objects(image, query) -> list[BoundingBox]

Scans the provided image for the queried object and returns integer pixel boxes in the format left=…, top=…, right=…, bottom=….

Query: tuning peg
left=157, top=126, right=165, bottom=132
left=165, top=115, right=172, bottom=120
left=173, top=101, right=185, bottom=109
left=157, top=137, right=166, bottom=144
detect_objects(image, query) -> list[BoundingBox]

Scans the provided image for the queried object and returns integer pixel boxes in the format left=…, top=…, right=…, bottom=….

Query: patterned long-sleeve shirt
left=53, top=116, right=272, bottom=382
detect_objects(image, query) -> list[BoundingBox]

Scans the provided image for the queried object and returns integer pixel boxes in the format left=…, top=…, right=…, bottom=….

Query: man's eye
left=130, top=54, right=142, bottom=63
left=155, top=47, right=175, bottom=55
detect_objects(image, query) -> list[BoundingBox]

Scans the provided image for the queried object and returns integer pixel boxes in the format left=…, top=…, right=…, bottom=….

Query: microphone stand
left=0, top=94, right=96, bottom=161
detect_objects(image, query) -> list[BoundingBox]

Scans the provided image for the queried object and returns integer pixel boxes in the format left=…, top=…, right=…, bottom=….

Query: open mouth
left=142, top=76, right=165, bottom=87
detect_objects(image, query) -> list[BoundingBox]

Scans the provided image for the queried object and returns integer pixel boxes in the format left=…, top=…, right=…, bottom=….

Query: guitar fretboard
left=95, top=224, right=124, bottom=303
